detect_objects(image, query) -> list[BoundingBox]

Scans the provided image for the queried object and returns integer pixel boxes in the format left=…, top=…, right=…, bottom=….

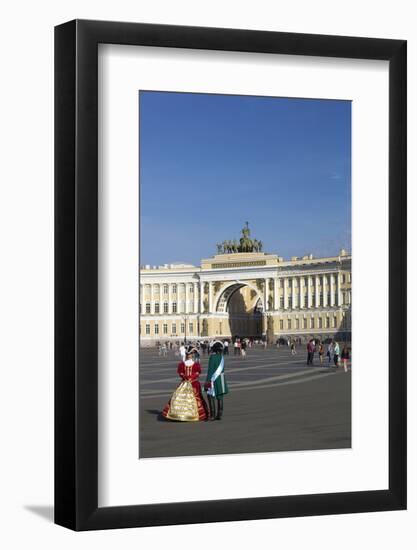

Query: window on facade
left=145, top=324, right=150, bottom=334
left=189, top=323, right=193, bottom=334
left=311, top=317, right=315, bottom=329
left=172, top=302, right=177, bottom=313
left=341, top=274, right=345, bottom=284
left=163, top=324, right=168, bottom=334
left=288, top=297, right=292, bottom=309
left=279, top=320, right=284, bottom=330
left=154, top=302, right=160, bottom=314
left=325, top=317, right=330, bottom=328
left=332, top=316, right=337, bottom=328
left=154, top=324, right=159, bottom=334
left=189, top=284, right=194, bottom=293
left=288, top=319, right=292, bottom=330
left=303, top=318, right=307, bottom=329
left=163, top=302, right=168, bottom=313
left=319, top=293, right=323, bottom=306
left=280, top=297, right=284, bottom=308
left=180, top=323, right=185, bottom=334
left=172, top=284, right=177, bottom=294
left=327, top=293, right=331, bottom=304
left=172, top=323, right=176, bottom=334
left=318, top=317, right=323, bottom=328
left=334, top=293, right=338, bottom=304
left=163, top=284, right=168, bottom=294
left=295, top=318, right=299, bottom=329
left=145, top=303, right=151, bottom=314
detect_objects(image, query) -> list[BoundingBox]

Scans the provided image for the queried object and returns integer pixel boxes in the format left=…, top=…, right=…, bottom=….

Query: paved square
left=139, top=345, right=351, bottom=458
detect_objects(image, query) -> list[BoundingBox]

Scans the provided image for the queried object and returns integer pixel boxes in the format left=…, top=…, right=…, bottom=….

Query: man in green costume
left=204, top=341, right=229, bottom=420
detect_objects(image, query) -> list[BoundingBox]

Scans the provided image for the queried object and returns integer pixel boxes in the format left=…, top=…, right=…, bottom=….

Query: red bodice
left=177, top=361, right=201, bottom=385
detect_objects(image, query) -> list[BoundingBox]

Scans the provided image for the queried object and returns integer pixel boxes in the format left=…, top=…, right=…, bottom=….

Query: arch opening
left=215, top=282, right=264, bottom=339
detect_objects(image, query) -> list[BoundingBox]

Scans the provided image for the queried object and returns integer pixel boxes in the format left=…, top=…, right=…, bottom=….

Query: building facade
left=140, top=247, right=351, bottom=347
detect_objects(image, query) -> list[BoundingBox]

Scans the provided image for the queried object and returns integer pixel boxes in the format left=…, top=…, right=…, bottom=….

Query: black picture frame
left=55, top=19, right=407, bottom=531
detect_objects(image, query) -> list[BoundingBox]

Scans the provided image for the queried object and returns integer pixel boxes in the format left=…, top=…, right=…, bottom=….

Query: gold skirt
left=163, top=380, right=200, bottom=421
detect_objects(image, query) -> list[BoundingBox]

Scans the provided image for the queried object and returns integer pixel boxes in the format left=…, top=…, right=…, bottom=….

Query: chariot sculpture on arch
left=217, top=222, right=263, bottom=254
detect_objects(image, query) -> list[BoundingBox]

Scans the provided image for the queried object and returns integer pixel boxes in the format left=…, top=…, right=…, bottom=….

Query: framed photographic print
left=55, top=20, right=406, bottom=530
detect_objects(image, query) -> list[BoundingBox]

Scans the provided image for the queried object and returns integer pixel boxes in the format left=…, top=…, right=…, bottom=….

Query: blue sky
left=139, top=91, right=351, bottom=266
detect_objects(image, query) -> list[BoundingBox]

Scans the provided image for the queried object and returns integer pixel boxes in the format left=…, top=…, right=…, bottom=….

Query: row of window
left=141, top=315, right=348, bottom=336
left=278, top=292, right=348, bottom=308
left=141, top=274, right=351, bottom=295
left=143, top=322, right=195, bottom=335
left=142, top=283, right=196, bottom=295
left=279, top=316, right=338, bottom=330
left=140, top=301, right=197, bottom=314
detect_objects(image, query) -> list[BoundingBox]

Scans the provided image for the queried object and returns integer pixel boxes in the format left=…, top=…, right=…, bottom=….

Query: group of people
left=306, top=339, right=350, bottom=372
left=162, top=341, right=229, bottom=422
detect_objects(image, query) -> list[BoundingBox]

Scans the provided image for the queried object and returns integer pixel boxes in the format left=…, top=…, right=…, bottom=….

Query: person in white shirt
left=179, top=343, right=186, bottom=362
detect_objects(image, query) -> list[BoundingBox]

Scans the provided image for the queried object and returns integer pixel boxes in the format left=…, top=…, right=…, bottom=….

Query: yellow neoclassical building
left=139, top=231, right=351, bottom=347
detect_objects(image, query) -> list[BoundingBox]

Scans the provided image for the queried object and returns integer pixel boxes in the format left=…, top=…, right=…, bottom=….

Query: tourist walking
left=306, top=339, right=314, bottom=365
left=241, top=339, right=247, bottom=358
left=333, top=341, right=340, bottom=367
left=223, top=340, right=229, bottom=355
left=318, top=342, right=324, bottom=365
left=234, top=339, right=240, bottom=356
left=290, top=341, right=296, bottom=355
left=326, top=341, right=333, bottom=366
left=179, top=342, right=186, bottom=362
left=341, top=345, right=350, bottom=372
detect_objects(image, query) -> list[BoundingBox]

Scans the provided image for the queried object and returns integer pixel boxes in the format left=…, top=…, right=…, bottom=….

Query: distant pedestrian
left=290, top=341, right=296, bottom=355
left=341, top=345, right=350, bottom=372
left=223, top=340, right=229, bottom=355
left=241, top=339, right=247, bottom=358
left=318, top=342, right=324, bottom=365
left=234, top=339, right=240, bottom=356
left=326, top=342, right=333, bottom=365
left=306, top=340, right=314, bottom=365
left=179, top=343, right=186, bottom=362
left=333, top=341, right=340, bottom=367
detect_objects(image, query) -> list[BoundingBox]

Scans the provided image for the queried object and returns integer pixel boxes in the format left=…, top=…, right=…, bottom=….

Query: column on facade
left=307, top=276, right=312, bottom=308
left=168, top=283, right=173, bottom=314
left=291, top=277, right=296, bottom=309
left=208, top=281, right=213, bottom=312
left=193, top=282, right=198, bottom=313
left=330, top=274, right=335, bottom=306
left=273, top=278, right=278, bottom=310
left=323, top=275, right=328, bottom=307
left=283, top=277, right=288, bottom=309
left=150, top=284, right=155, bottom=314
left=337, top=272, right=342, bottom=306
left=314, top=275, right=319, bottom=308
left=200, top=281, right=204, bottom=313
left=264, top=278, right=269, bottom=311
left=185, top=283, right=189, bottom=313
left=299, top=277, right=304, bottom=309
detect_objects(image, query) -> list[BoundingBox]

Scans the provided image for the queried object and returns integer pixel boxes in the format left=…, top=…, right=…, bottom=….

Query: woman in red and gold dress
left=162, top=346, right=208, bottom=421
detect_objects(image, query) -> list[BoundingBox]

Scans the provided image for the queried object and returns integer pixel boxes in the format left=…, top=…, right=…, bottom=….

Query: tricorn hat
left=211, top=340, right=224, bottom=353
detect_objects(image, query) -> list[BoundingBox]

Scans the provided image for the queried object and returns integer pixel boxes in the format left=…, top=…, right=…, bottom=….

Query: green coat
left=206, top=353, right=229, bottom=398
